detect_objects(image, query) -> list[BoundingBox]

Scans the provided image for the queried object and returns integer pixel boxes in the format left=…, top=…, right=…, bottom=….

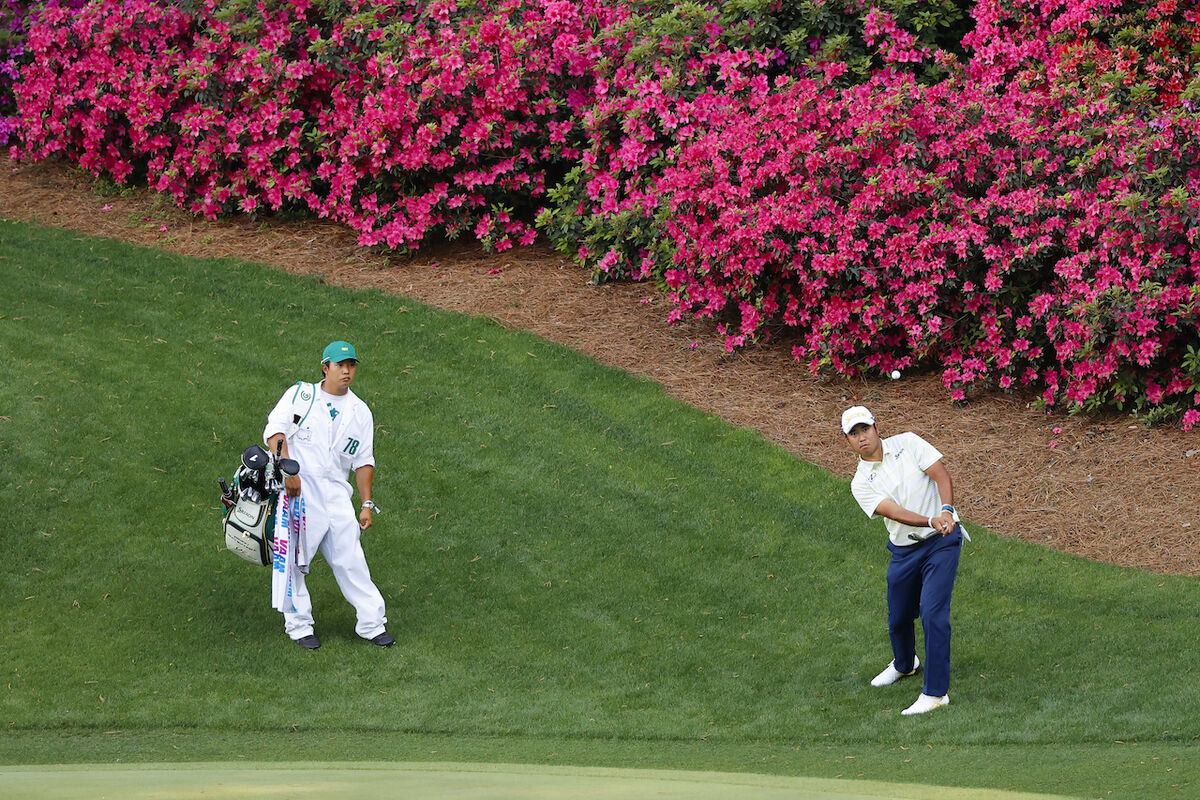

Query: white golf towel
left=271, top=493, right=307, bottom=613
left=950, top=507, right=972, bottom=542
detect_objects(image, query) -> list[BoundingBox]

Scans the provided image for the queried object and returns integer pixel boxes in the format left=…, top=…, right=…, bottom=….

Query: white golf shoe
left=901, top=693, right=949, bottom=715
left=870, top=656, right=920, bottom=687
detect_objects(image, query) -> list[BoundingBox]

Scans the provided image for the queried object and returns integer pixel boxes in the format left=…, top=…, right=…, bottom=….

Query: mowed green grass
left=0, top=761, right=1086, bottom=800
left=0, top=218, right=1195, bottom=799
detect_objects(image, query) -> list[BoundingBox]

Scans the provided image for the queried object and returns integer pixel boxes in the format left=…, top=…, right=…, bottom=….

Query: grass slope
left=0, top=219, right=1195, bottom=799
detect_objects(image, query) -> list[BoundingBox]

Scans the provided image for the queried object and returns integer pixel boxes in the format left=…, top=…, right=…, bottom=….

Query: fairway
left=0, top=762, right=1082, bottom=800
left=1, top=219, right=1196, bottom=800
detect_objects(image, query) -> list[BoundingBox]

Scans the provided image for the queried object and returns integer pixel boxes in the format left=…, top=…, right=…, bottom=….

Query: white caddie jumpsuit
left=264, top=380, right=387, bottom=641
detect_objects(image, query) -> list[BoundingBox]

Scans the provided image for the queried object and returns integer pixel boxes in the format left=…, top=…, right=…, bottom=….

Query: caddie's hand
left=359, top=506, right=373, bottom=531
left=285, top=474, right=301, bottom=498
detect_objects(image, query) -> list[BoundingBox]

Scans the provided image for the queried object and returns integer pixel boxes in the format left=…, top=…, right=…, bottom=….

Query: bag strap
left=290, top=381, right=317, bottom=432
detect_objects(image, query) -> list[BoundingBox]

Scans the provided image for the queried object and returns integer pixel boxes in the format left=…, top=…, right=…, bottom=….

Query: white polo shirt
left=851, top=431, right=945, bottom=546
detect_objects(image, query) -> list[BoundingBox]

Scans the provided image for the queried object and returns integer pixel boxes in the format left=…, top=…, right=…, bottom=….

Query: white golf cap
left=841, top=406, right=875, bottom=434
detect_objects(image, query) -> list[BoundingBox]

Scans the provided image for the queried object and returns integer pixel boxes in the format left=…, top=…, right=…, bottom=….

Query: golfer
left=843, top=406, right=963, bottom=715
left=264, top=341, right=394, bottom=650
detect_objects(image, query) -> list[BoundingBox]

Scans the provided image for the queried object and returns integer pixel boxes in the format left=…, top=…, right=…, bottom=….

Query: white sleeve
left=263, top=385, right=298, bottom=444
left=905, top=432, right=944, bottom=471
left=350, top=404, right=375, bottom=470
left=851, top=474, right=886, bottom=519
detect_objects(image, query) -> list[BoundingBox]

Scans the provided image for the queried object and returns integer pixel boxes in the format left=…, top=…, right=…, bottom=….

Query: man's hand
left=935, top=510, right=954, bottom=535
left=359, top=506, right=373, bottom=531
left=285, top=474, right=302, bottom=498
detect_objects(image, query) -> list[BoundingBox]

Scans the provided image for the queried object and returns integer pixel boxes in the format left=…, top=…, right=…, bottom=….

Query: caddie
left=264, top=340, right=394, bottom=650
left=843, top=406, right=965, bottom=715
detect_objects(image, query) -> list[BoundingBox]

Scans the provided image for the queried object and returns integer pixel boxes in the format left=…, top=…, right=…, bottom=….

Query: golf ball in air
left=890, top=370, right=901, bottom=379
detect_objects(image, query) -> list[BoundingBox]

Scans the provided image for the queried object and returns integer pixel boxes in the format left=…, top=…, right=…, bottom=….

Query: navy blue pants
left=885, top=526, right=963, bottom=697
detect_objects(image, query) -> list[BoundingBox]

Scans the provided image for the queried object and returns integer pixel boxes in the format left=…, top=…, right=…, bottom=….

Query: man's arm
left=266, top=432, right=302, bottom=497
left=355, top=464, right=375, bottom=530
left=924, top=459, right=955, bottom=533
left=263, top=386, right=301, bottom=498
left=872, top=498, right=944, bottom=530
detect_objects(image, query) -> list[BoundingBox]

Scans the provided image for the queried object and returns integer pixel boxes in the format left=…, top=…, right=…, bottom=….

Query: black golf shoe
left=295, top=635, right=321, bottom=650
left=370, top=632, right=395, bottom=648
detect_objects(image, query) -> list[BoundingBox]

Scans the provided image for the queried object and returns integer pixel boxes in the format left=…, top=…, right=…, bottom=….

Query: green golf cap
left=322, top=340, right=358, bottom=364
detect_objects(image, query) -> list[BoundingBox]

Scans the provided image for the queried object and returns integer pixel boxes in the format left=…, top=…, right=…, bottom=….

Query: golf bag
left=219, top=444, right=299, bottom=566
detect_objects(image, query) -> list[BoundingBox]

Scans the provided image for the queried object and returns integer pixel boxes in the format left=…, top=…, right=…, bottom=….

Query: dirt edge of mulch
left=3, top=157, right=1199, bottom=576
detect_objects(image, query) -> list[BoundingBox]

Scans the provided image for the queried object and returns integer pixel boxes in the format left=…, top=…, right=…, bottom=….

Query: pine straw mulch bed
left=3, top=156, right=1199, bottom=575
